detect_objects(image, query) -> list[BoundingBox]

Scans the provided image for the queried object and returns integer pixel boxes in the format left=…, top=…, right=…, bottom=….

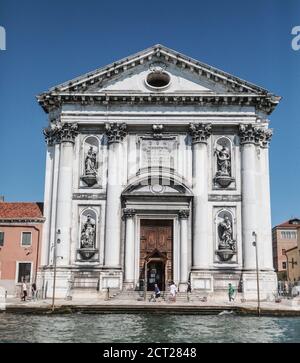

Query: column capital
left=123, top=208, right=136, bottom=219
left=239, top=124, right=273, bottom=148
left=43, top=122, right=78, bottom=145
left=257, top=128, right=273, bottom=148
left=105, top=123, right=127, bottom=144
left=189, top=123, right=212, bottom=144
left=43, top=126, right=56, bottom=146
left=178, top=209, right=190, bottom=219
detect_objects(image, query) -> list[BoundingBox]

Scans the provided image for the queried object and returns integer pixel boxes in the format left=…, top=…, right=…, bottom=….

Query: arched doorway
left=140, top=220, right=172, bottom=291
left=147, top=259, right=165, bottom=291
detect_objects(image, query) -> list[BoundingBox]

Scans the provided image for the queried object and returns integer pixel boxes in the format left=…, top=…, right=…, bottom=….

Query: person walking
left=149, top=283, right=161, bottom=302
left=228, top=283, right=235, bottom=302
left=154, top=284, right=161, bottom=299
left=31, top=282, right=37, bottom=301
left=21, top=280, right=27, bottom=302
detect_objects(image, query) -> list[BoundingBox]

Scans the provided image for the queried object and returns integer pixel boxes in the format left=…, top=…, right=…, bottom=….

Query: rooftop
left=274, top=218, right=300, bottom=229
left=0, top=202, right=44, bottom=221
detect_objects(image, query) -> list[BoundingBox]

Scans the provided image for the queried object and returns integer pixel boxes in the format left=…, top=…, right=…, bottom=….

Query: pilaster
left=189, top=123, right=212, bottom=269
left=104, top=123, right=127, bottom=269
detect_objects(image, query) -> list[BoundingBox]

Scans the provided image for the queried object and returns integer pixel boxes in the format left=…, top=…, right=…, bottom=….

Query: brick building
left=272, top=218, right=300, bottom=279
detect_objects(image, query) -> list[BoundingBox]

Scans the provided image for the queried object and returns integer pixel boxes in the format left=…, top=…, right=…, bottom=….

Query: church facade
left=37, top=45, right=280, bottom=299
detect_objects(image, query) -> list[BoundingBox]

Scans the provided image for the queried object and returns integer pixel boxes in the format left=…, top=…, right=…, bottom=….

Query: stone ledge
left=2, top=302, right=300, bottom=316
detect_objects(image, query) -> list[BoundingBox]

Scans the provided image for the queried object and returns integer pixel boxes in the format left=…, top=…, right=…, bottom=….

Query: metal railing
left=277, top=280, right=300, bottom=299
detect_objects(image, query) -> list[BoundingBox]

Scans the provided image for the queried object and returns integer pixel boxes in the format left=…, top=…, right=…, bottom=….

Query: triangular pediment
left=40, top=44, right=273, bottom=95
left=37, top=44, right=281, bottom=114
left=85, top=59, right=226, bottom=94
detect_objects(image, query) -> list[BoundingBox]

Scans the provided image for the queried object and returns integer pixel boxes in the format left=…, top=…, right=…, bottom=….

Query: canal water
left=0, top=313, right=300, bottom=343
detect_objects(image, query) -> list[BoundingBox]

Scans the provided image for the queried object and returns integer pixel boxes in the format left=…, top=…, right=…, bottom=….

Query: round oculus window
left=146, top=71, right=171, bottom=89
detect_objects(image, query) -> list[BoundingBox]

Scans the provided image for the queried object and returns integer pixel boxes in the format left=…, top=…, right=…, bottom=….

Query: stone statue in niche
left=81, top=146, right=98, bottom=187
left=215, top=214, right=236, bottom=262
left=214, top=140, right=234, bottom=188
left=85, top=146, right=97, bottom=176
left=80, top=215, right=96, bottom=249
left=215, top=146, right=231, bottom=177
left=218, top=216, right=235, bottom=251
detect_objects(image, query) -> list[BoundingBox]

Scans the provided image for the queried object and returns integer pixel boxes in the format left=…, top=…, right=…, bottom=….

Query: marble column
left=104, top=123, right=127, bottom=269
left=189, top=123, right=212, bottom=269
left=40, top=134, right=55, bottom=266
left=239, top=124, right=259, bottom=270
left=179, top=209, right=190, bottom=290
left=259, top=128, right=274, bottom=270
left=123, top=208, right=136, bottom=288
left=54, top=123, right=78, bottom=266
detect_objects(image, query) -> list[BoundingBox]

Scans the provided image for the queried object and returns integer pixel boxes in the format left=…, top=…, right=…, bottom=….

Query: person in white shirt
left=21, top=280, right=27, bottom=301
left=169, top=281, right=177, bottom=302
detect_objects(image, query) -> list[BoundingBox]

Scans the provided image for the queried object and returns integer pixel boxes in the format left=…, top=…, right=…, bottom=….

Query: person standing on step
left=228, top=283, right=235, bottom=302
left=31, top=282, right=37, bottom=301
left=169, top=281, right=177, bottom=302
left=21, top=280, right=27, bottom=302
left=187, top=281, right=192, bottom=302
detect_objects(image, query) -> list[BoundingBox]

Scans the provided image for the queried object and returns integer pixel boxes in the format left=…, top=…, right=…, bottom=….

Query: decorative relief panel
left=73, top=193, right=105, bottom=200
left=208, top=194, right=242, bottom=202
left=138, top=135, right=178, bottom=170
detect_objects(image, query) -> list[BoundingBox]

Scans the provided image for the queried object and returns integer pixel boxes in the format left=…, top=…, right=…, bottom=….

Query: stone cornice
left=239, top=124, right=273, bottom=148
left=0, top=218, right=45, bottom=224
left=38, top=93, right=279, bottom=115
left=105, top=122, right=127, bottom=144
left=189, top=123, right=212, bottom=144
left=43, top=122, right=78, bottom=145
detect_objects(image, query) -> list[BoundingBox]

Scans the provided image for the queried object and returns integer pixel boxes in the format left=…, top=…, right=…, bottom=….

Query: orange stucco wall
left=0, top=224, right=43, bottom=282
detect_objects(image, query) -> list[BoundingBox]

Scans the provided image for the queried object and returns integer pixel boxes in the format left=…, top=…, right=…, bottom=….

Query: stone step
left=109, top=290, right=209, bottom=302
left=71, top=288, right=101, bottom=299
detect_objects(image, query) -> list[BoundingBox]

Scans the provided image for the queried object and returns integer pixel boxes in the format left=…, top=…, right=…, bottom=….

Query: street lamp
left=51, top=229, right=62, bottom=312
left=252, top=231, right=260, bottom=317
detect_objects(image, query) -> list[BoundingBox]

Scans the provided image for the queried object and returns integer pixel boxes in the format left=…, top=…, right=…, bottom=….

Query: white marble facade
left=38, top=45, right=280, bottom=300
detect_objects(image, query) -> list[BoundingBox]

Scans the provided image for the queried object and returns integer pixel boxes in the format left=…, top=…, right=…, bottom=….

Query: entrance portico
left=122, top=169, right=192, bottom=291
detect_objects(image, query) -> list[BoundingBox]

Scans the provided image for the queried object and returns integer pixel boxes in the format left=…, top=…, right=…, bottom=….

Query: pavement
left=2, top=296, right=300, bottom=316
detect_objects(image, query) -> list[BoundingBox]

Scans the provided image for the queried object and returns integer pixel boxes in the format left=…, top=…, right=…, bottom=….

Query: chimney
left=0, top=196, right=4, bottom=202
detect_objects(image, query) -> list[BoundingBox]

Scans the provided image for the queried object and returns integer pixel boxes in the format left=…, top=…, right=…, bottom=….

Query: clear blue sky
left=0, top=0, right=299, bottom=226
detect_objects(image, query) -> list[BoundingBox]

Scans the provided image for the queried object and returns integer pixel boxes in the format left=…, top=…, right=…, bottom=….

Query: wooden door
left=140, top=219, right=173, bottom=289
